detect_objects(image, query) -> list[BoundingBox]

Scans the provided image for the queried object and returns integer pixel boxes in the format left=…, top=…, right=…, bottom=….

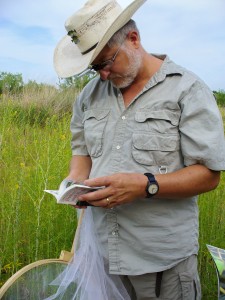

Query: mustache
left=109, top=75, right=123, bottom=80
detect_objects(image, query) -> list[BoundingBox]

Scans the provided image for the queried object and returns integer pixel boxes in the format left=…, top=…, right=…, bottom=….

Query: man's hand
left=77, top=173, right=147, bottom=208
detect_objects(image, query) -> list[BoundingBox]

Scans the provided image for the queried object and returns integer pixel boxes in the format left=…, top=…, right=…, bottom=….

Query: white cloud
left=0, top=0, right=225, bottom=89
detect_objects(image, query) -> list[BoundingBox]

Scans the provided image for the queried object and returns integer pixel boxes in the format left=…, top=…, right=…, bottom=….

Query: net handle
left=71, top=208, right=85, bottom=254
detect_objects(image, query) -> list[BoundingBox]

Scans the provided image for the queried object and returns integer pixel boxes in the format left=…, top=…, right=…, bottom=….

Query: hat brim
left=54, top=0, right=147, bottom=78
left=54, top=35, right=94, bottom=78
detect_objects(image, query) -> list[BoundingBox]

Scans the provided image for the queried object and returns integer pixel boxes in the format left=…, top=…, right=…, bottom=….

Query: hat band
left=81, top=43, right=98, bottom=55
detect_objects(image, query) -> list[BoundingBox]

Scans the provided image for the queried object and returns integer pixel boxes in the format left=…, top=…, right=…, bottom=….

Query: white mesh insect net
left=45, top=207, right=131, bottom=300
left=0, top=208, right=130, bottom=299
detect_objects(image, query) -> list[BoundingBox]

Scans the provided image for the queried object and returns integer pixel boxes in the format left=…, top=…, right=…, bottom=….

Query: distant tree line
left=0, top=71, right=224, bottom=106
left=0, top=71, right=96, bottom=95
left=0, top=72, right=24, bottom=94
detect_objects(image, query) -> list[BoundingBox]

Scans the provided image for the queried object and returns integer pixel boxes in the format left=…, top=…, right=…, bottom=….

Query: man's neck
left=121, top=53, right=163, bottom=107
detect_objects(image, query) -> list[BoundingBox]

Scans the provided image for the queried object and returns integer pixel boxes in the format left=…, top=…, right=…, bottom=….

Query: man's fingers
left=78, top=186, right=111, bottom=202
left=84, top=176, right=111, bottom=187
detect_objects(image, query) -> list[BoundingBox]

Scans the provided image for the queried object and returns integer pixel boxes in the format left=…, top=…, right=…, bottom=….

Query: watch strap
left=144, top=173, right=159, bottom=198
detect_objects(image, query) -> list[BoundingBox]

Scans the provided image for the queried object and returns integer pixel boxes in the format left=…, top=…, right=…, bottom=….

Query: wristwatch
left=144, top=173, right=159, bottom=198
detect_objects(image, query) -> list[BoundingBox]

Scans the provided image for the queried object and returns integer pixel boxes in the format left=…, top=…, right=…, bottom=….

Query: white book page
left=45, top=184, right=103, bottom=205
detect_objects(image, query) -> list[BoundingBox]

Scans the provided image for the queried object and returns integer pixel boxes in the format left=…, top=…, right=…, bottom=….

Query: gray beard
left=111, top=47, right=142, bottom=89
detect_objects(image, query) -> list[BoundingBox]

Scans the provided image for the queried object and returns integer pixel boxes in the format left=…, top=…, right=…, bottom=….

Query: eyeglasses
left=90, top=46, right=121, bottom=72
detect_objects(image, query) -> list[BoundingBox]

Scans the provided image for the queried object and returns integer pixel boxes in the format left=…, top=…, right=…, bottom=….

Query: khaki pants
left=120, top=255, right=201, bottom=300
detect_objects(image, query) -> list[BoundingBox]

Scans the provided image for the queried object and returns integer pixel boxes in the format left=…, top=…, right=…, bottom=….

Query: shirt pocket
left=135, top=109, right=180, bottom=134
left=82, top=108, right=110, bottom=158
left=132, top=110, right=181, bottom=168
left=132, top=133, right=180, bottom=166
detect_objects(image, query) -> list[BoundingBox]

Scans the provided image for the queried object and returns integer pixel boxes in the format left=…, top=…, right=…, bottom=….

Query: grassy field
left=0, top=88, right=224, bottom=299
left=0, top=88, right=78, bottom=287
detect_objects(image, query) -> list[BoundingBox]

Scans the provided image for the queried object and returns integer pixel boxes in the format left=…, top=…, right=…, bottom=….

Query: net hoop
left=0, top=259, right=68, bottom=298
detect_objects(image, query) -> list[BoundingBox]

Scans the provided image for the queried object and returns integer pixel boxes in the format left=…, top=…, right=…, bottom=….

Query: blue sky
left=1, top=0, right=225, bottom=90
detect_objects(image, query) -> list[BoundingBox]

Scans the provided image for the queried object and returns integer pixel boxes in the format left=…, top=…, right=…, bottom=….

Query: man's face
left=92, top=42, right=142, bottom=89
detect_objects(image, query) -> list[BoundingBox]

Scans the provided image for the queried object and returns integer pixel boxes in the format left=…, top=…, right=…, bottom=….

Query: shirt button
left=116, top=145, right=121, bottom=150
left=122, top=116, right=126, bottom=120
left=112, top=231, right=117, bottom=236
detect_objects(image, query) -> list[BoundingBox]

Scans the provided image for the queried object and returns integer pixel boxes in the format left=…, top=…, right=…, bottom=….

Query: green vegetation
left=214, top=90, right=225, bottom=107
left=0, top=73, right=225, bottom=299
left=0, top=92, right=76, bottom=287
left=0, top=72, right=23, bottom=94
left=198, top=177, right=225, bottom=298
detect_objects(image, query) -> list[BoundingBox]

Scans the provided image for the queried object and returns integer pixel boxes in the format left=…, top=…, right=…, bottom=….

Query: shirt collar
left=143, top=54, right=183, bottom=90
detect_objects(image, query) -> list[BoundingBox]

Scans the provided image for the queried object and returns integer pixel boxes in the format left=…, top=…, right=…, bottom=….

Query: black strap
left=155, top=271, right=163, bottom=298
left=81, top=43, right=98, bottom=55
left=194, top=279, right=197, bottom=300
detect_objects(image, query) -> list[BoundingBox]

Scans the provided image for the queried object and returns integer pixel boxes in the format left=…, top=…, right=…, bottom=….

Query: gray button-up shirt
left=71, top=55, right=225, bottom=275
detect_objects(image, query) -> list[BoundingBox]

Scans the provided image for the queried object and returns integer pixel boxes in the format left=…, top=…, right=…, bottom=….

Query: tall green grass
left=0, top=88, right=225, bottom=299
left=0, top=89, right=78, bottom=286
left=198, top=175, right=225, bottom=299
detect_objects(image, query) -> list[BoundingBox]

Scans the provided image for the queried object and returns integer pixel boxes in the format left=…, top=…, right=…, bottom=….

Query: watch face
left=148, top=183, right=158, bottom=195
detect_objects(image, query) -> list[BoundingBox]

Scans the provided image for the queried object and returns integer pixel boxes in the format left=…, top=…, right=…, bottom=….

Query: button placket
left=107, top=209, right=120, bottom=272
left=110, top=111, right=128, bottom=172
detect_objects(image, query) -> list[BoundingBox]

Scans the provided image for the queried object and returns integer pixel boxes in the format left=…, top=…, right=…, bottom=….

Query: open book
left=44, top=180, right=102, bottom=206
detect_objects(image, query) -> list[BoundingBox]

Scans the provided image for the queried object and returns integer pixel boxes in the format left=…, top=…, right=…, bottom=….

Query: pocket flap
left=83, top=109, right=110, bottom=122
left=133, top=133, right=179, bottom=151
left=135, top=110, right=179, bottom=126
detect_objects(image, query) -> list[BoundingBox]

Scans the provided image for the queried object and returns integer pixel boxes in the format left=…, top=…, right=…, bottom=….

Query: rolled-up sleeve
left=179, top=81, right=225, bottom=171
left=70, top=94, right=89, bottom=156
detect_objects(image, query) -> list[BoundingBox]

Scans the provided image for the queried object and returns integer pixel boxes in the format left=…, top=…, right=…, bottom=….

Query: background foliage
left=0, top=72, right=23, bottom=94
left=0, top=72, right=225, bottom=299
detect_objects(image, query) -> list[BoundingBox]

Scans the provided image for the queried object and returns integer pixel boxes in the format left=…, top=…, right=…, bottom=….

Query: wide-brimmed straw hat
left=54, top=0, right=146, bottom=78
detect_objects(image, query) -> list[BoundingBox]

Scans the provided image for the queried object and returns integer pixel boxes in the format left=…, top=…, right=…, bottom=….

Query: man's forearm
left=67, top=155, right=92, bottom=183
left=155, top=164, right=220, bottom=199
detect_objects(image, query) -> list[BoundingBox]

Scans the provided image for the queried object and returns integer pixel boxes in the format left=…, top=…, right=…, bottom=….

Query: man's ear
left=127, top=31, right=140, bottom=48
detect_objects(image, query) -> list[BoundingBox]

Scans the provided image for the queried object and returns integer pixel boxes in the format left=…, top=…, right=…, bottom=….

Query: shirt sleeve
left=179, top=81, right=225, bottom=171
left=70, top=94, right=89, bottom=156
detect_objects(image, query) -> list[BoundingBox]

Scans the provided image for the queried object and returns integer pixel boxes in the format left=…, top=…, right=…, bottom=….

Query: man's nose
left=99, top=69, right=111, bottom=81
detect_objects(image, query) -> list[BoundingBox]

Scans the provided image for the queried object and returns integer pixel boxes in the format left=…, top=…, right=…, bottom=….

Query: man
left=54, top=0, right=225, bottom=299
